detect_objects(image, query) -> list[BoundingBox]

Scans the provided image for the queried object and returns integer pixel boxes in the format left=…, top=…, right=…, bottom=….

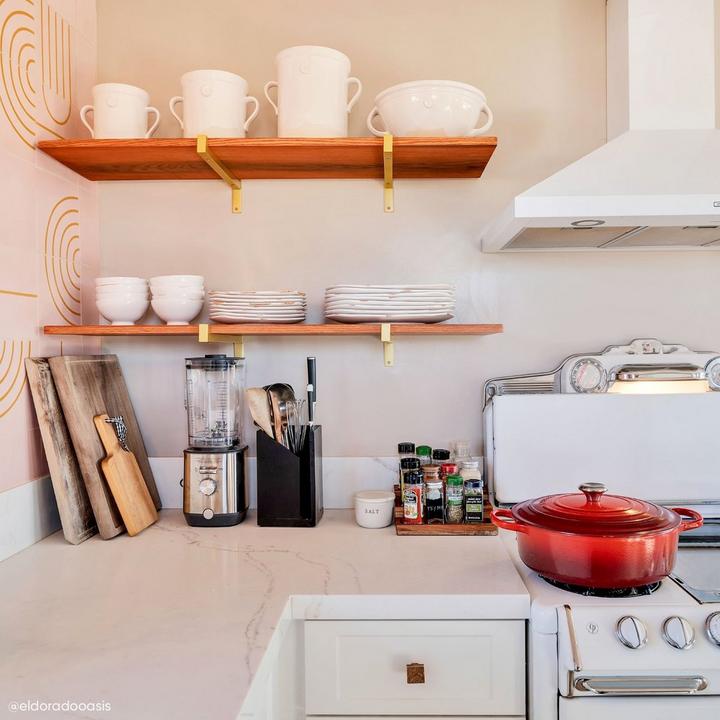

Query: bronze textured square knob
left=406, top=662, right=426, bottom=684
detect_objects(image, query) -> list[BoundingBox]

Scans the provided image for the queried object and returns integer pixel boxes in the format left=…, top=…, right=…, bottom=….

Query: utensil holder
left=256, top=425, right=323, bottom=527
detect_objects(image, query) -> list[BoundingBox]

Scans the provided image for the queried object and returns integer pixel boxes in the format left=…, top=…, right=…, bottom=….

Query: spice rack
left=392, top=484, right=497, bottom=536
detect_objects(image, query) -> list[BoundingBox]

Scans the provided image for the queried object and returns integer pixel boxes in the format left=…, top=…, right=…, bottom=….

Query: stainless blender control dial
left=198, top=478, right=217, bottom=496
left=570, top=358, right=608, bottom=393
left=616, top=616, right=648, bottom=649
left=706, top=358, right=720, bottom=390
left=706, top=612, right=720, bottom=646
left=662, top=616, right=695, bottom=649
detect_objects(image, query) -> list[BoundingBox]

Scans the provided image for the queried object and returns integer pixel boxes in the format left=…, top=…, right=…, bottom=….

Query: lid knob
left=579, top=482, right=607, bottom=504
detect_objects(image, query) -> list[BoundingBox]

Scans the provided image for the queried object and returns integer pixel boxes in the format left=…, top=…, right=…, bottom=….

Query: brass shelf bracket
left=198, top=323, right=245, bottom=359
left=196, top=135, right=242, bottom=213
left=383, top=133, right=394, bottom=213
left=380, top=323, right=394, bottom=367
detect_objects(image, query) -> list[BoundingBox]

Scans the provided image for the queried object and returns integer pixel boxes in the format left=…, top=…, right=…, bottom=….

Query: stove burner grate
left=540, top=576, right=662, bottom=597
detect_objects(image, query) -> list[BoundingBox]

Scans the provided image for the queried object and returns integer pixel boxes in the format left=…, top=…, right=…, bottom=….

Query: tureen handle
left=491, top=508, right=528, bottom=533
left=672, top=507, right=704, bottom=532
left=579, top=483, right=607, bottom=504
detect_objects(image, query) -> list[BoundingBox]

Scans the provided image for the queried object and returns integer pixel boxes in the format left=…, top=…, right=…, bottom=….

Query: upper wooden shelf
left=44, top=323, right=503, bottom=336
left=36, top=137, right=497, bottom=181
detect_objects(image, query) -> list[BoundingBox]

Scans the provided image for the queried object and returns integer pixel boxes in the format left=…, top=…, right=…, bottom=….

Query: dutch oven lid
left=512, top=483, right=681, bottom=536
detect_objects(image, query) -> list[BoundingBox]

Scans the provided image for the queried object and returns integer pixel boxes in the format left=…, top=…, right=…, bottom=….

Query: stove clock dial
left=570, top=358, right=608, bottom=394
left=706, top=612, right=720, bottom=646
left=662, top=616, right=695, bottom=650
left=616, top=616, right=648, bottom=649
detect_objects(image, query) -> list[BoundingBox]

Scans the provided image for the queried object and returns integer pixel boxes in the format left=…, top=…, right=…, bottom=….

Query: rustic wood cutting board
left=49, top=355, right=161, bottom=539
left=94, top=414, right=157, bottom=536
left=24, top=358, right=97, bottom=544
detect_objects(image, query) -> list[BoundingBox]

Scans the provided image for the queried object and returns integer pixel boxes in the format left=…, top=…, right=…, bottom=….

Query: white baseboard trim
left=0, top=476, right=60, bottom=562
left=150, top=455, right=398, bottom=510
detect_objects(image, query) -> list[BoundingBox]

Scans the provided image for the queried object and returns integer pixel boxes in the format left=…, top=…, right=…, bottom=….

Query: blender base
left=184, top=509, right=247, bottom=527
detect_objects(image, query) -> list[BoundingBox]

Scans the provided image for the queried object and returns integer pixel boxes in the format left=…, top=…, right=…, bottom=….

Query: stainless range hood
left=481, top=0, right=720, bottom=252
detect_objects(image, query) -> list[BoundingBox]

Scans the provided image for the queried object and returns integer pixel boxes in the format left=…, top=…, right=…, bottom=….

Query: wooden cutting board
left=24, top=358, right=97, bottom=544
left=49, top=354, right=161, bottom=539
left=94, top=414, right=157, bottom=536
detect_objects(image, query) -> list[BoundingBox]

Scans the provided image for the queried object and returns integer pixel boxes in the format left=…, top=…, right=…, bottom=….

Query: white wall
left=96, top=0, right=720, bottom=504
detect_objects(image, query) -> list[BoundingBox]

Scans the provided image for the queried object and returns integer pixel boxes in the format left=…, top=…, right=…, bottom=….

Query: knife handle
left=307, top=356, right=316, bottom=422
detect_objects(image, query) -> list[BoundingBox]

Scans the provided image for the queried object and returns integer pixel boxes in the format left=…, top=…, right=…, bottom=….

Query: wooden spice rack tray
left=393, top=484, right=497, bottom=536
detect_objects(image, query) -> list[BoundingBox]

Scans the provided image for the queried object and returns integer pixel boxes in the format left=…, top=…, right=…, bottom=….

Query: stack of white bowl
left=95, top=277, right=149, bottom=325
left=150, top=275, right=205, bottom=325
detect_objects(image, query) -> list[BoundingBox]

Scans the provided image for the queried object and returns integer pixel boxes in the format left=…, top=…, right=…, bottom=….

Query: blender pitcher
left=185, top=354, right=245, bottom=449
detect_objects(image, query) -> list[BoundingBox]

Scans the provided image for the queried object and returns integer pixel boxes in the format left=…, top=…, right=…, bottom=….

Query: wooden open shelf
left=37, top=137, right=497, bottom=181
left=44, top=323, right=503, bottom=337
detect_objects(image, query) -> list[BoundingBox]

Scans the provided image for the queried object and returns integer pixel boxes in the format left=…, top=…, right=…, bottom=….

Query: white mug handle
left=263, top=81, right=279, bottom=115
left=346, top=77, right=362, bottom=112
left=169, top=96, right=184, bottom=130
left=366, top=106, right=386, bottom=137
left=244, top=96, right=260, bottom=132
left=80, top=105, right=94, bottom=138
left=468, top=103, right=493, bottom=136
left=145, top=106, right=160, bottom=138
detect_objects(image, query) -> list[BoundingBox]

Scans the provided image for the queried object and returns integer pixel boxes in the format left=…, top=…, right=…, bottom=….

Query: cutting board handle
left=94, top=414, right=125, bottom=454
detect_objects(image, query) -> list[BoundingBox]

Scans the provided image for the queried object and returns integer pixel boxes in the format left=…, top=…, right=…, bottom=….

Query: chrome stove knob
left=616, top=616, right=648, bottom=649
left=662, top=616, right=695, bottom=650
left=705, top=612, right=720, bottom=646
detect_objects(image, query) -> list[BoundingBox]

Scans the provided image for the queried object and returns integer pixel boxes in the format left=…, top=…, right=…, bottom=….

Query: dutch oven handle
left=491, top=508, right=527, bottom=533
left=672, top=507, right=704, bottom=532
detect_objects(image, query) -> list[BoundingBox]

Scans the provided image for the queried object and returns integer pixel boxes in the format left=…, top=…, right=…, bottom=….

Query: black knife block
left=256, top=426, right=323, bottom=527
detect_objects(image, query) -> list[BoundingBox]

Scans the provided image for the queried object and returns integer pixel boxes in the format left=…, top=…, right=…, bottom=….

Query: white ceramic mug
left=169, top=70, right=259, bottom=138
left=264, top=46, right=362, bottom=137
left=80, top=83, right=160, bottom=139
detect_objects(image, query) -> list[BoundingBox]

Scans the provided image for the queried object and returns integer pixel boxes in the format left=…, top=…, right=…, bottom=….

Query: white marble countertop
left=0, top=509, right=529, bottom=720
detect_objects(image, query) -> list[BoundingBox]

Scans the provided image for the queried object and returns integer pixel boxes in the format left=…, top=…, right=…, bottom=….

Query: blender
left=183, top=354, right=248, bottom=526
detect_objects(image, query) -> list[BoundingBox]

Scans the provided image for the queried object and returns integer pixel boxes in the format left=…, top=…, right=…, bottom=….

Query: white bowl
left=96, top=285, right=149, bottom=294
left=96, top=295, right=150, bottom=325
left=149, top=275, right=204, bottom=286
left=354, top=490, right=395, bottom=529
left=151, top=288, right=205, bottom=298
left=151, top=296, right=204, bottom=325
left=367, top=80, right=493, bottom=137
left=96, top=276, right=146, bottom=286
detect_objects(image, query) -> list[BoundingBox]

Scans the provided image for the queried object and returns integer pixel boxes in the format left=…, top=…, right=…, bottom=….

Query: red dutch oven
left=491, top=483, right=703, bottom=588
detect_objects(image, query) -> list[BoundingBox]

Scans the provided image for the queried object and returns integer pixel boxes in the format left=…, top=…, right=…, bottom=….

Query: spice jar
left=398, top=442, right=415, bottom=479
left=464, top=479, right=484, bottom=523
left=446, top=474, right=464, bottom=524
left=453, top=441, right=470, bottom=464
left=416, top=445, right=432, bottom=466
left=403, top=469, right=425, bottom=524
left=432, top=448, right=450, bottom=464
left=439, top=462, right=458, bottom=485
left=423, top=465, right=444, bottom=524
left=400, top=457, right=420, bottom=497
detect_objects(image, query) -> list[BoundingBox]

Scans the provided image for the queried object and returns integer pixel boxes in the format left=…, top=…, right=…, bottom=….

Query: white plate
left=325, top=292, right=454, bottom=302
left=209, top=290, right=306, bottom=297
left=210, top=310, right=306, bottom=317
left=325, top=301, right=455, bottom=310
left=326, top=312, right=454, bottom=323
left=326, top=284, right=453, bottom=294
left=211, top=315, right=306, bottom=324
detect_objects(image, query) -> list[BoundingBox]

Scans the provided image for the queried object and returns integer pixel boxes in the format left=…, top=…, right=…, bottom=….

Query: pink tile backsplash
left=0, top=0, right=97, bottom=500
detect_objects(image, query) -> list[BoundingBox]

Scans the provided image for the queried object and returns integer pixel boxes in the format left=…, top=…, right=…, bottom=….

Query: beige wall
left=96, top=1, right=720, bottom=470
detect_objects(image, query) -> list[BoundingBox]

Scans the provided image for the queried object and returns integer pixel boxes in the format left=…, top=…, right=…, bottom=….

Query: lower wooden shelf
left=43, top=322, right=502, bottom=366
left=43, top=323, right=503, bottom=336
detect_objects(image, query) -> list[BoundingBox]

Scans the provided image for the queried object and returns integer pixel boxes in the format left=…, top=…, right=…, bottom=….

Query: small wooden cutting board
left=94, top=414, right=157, bottom=536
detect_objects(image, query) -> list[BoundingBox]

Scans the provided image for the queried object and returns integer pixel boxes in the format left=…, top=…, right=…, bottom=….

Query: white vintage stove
left=484, top=339, right=720, bottom=720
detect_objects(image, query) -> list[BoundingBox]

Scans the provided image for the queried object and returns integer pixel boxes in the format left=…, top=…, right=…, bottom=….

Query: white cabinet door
left=305, top=619, right=525, bottom=716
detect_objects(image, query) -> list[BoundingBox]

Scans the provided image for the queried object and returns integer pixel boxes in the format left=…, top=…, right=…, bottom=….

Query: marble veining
left=0, top=509, right=529, bottom=720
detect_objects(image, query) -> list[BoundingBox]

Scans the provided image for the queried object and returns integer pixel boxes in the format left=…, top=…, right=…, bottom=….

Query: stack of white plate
left=325, top=284, right=455, bottom=323
left=208, top=290, right=307, bottom=324
left=95, top=277, right=149, bottom=325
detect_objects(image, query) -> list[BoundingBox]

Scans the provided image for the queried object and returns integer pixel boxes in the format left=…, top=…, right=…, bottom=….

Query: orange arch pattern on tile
left=0, top=339, right=31, bottom=418
left=44, top=194, right=80, bottom=324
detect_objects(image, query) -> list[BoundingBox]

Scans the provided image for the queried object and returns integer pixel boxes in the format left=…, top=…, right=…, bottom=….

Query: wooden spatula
left=246, top=387, right=274, bottom=437
left=94, top=414, right=158, bottom=536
